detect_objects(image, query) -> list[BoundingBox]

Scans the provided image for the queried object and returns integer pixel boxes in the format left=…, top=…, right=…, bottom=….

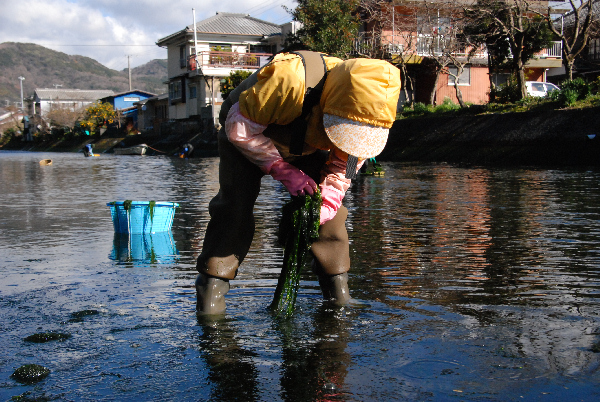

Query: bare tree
left=0, top=105, right=22, bottom=138
left=443, top=32, right=487, bottom=107
left=417, top=1, right=470, bottom=105
left=464, top=0, right=552, bottom=99
left=543, top=0, right=598, bottom=80
left=358, top=0, right=420, bottom=105
left=46, top=105, right=85, bottom=132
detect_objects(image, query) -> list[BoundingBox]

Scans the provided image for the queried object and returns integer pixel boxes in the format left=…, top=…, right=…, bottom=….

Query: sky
left=0, top=0, right=297, bottom=71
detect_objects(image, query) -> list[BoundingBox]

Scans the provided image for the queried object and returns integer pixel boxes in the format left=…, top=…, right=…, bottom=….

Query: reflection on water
left=110, top=232, right=178, bottom=264
left=0, top=151, right=599, bottom=401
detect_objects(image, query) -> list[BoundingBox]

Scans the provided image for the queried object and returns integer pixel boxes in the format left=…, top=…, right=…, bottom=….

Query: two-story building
left=157, top=12, right=293, bottom=125
left=356, top=0, right=562, bottom=105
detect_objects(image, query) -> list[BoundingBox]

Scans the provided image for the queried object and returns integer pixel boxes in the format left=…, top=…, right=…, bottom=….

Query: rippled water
left=0, top=151, right=599, bottom=401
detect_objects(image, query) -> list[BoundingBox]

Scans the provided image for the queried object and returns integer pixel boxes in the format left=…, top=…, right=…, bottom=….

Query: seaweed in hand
left=270, top=190, right=321, bottom=317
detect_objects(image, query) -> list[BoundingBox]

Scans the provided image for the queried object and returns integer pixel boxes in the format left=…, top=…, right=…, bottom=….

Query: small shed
left=135, top=93, right=169, bottom=132
left=100, top=90, right=157, bottom=129
left=100, top=90, right=157, bottom=111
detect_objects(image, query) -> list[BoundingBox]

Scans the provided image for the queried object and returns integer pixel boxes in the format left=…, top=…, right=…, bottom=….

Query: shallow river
left=0, top=151, right=599, bottom=401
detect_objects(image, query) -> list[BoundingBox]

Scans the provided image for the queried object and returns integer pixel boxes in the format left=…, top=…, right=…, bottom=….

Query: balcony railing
left=354, top=36, right=562, bottom=61
left=539, top=41, right=562, bottom=58
left=188, top=51, right=272, bottom=71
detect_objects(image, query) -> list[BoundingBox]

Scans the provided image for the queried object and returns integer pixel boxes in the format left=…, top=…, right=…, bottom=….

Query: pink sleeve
left=319, top=149, right=365, bottom=216
left=225, top=102, right=283, bottom=173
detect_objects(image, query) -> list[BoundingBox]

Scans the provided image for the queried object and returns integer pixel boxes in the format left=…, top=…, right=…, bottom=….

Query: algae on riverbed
left=11, top=364, right=50, bottom=384
left=23, top=332, right=71, bottom=343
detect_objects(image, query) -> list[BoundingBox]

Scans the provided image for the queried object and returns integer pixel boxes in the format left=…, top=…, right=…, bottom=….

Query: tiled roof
left=190, top=12, right=280, bottom=36
left=34, top=89, right=115, bottom=101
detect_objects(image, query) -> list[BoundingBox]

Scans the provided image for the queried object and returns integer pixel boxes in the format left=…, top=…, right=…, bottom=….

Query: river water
left=0, top=151, right=599, bottom=401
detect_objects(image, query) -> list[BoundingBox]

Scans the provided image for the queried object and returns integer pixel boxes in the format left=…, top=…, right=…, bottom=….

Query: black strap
left=289, top=51, right=328, bottom=155
left=345, top=155, right=359, bottom=179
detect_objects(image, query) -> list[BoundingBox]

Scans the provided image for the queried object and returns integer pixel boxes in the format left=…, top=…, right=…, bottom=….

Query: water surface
left=0, top=151, right=599, bottom=401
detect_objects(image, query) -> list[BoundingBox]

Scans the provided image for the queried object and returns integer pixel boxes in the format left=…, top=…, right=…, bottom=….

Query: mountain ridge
left=0, top=42, right=167, bottom=105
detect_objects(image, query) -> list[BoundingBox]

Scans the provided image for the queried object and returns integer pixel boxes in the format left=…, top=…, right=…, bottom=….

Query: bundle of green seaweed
left=270, top=190, right=321, bottom=317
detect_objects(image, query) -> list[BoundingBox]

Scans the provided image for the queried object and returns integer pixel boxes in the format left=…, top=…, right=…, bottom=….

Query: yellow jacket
left=239, top=53, right=342, bottom=154
left=238, top=53, right=400, bottom=157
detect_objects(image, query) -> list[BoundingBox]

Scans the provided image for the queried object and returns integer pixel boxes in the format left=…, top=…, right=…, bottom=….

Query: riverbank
left=0, top=125, right=217, bottom=157
left=3, top=106, right=599, bottom=166
left=381, top=105, right=600, bottom=167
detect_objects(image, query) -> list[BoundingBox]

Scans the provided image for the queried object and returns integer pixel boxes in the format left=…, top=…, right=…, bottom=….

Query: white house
left=31, top=88, right=115, bottom=118
left=156, top=12, right=298, bottom=123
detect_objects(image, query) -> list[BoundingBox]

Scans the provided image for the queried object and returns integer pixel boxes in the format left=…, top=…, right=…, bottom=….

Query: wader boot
left=195, top=273, right=230, bottom=315
left=318, top=272, right=351, bottom=306
left=311, top=205, right=352, bottom=306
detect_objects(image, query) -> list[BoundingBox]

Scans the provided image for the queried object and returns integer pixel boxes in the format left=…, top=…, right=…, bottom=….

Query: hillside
left=0, top=42, right=167, bottom=104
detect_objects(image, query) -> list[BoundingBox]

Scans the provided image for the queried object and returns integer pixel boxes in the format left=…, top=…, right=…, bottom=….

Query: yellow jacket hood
left=321, top=58, right=401, bottom=129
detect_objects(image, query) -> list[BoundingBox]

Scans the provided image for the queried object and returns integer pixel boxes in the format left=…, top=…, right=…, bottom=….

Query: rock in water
left=24, top=332, right=71, bottom=343
left=11, top=364, right=50, bottom=384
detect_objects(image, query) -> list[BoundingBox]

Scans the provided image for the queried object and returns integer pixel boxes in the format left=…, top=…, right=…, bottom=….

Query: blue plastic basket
left=107, top=201, right=179, bottom=234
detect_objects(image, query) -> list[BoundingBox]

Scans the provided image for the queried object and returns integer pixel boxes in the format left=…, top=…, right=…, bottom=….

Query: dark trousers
left=196, top=128, right=351, bottom=280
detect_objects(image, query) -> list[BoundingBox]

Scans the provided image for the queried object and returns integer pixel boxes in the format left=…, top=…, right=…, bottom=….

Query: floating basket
left=107, top=201, right=179, bottom=234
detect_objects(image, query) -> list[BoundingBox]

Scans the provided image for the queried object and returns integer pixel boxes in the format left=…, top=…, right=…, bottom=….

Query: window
left=189, top=85, right=197, bottom=99
left=210, top=43, right=232, bottom=52
left=531, top=83, right=545, bottom=92
left=491, top=73, right=510, bottom=87
left=417, top=16, right=451, bottom=35
left=589, top=38, right=600, bottom=61
left=448, top=65, right=470, bottom=85
left=179, top=45, right=187, bottom=68
left=169, top=78, right=185, bottom=103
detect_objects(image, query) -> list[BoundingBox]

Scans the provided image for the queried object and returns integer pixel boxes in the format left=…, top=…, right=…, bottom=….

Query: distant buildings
left=30, top=88, right=115, bottom=118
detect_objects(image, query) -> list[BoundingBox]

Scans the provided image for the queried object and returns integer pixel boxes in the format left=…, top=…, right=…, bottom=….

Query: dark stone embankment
left=3, top=107, right=599, bottom=167
left=1, top=127, right=218, bottom=157
left=381, top=106, right=600, bottom=167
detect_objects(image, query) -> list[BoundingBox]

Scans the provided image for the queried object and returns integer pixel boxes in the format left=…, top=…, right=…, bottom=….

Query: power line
left=45, top=44, right=157, bottom=47
left=243, top=0, right=283, bottom=15
left=251, top=0, right=290, bottom=17
left=273, top=15, right=294, bottom=25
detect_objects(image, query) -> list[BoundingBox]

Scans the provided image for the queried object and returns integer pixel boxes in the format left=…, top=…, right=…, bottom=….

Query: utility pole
left=18, top=76, right=25, bottom=110
left=128, top=55, right=132, bottom=91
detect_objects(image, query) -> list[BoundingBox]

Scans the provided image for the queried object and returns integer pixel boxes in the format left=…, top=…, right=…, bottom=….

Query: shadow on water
left=0, top=152, right=599, bottom=401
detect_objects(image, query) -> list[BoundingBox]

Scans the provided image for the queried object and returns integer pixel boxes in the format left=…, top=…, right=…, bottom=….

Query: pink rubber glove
left=319, top=186, right=344, bottom=225
left=269, top=160, right=317, bottom=196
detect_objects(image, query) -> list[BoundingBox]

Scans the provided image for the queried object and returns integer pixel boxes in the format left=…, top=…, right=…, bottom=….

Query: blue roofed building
left=100, top=90, right=157, bottom=132
left=100, top=90, right=156, bottom=114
